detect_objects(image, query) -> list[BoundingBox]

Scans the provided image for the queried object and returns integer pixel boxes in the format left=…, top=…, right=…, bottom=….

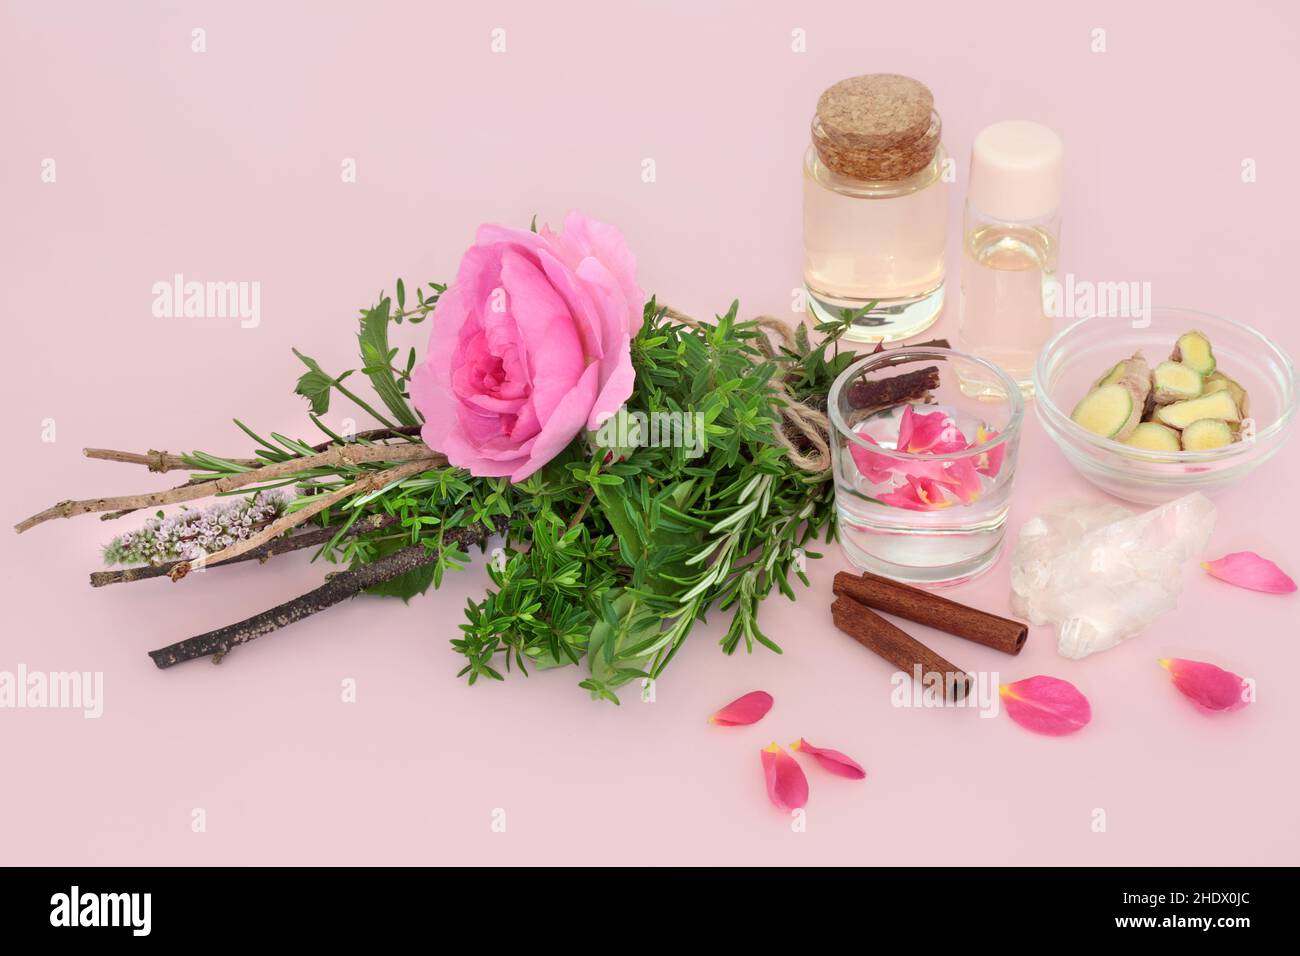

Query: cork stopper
left=812, top=74, right=941, bottom=181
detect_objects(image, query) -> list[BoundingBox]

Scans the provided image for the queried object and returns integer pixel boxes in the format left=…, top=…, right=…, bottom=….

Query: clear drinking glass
left=828, top=347, right=1024, bottom=585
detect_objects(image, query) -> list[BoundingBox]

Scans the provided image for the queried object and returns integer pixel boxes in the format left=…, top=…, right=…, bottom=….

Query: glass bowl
left=1033, top=307, right=1297, bottom=505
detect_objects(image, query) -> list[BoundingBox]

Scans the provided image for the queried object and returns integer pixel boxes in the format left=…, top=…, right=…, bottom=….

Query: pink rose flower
left=411, top=212, right=645, bottom=482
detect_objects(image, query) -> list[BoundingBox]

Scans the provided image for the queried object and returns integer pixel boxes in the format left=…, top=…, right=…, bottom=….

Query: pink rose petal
left=896, top=404, right=919, bottom=452
left=897, top=405, right=970, bottom=454
left=974, top=425, right=1006, bottom=477
left=1000, top=676, right=1091, bottom=736
left=1202, top=552, right=1296, bottom=594
left=761, top=743, right=809, bottom=812
left=709, top=690, right=773, bottom=726
left=1160, top=658, right=1251, bottom=713
left=849, top=433, right=901, bottom=484
left=937, top=457, right=982, bottom=504
left=879, top=474, right=952, bottom=511
left=790, top=738, right=866, bottom=779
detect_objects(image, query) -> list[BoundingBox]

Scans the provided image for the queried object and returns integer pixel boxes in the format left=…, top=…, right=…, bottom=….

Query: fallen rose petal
left=1000, top=676, right=1091, bottom=736
left=1160, top=658, right=1251, bottom=713
left=761, top=743, right=809, bottom=811
left=790, top=738, right=866, bottom=779
left=1202, top=552, right=1297, bottom=594
left=710, top=690, right=773, bottom=726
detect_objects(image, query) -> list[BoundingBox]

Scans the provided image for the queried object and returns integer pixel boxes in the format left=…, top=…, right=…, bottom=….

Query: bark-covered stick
left=845, top=365, right=941, bottom=410
left=147, top=521, right=500, bottom=669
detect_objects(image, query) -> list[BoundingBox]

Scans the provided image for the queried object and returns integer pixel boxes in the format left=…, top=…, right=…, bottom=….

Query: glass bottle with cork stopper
left=802, top=74, right=949, bottom=343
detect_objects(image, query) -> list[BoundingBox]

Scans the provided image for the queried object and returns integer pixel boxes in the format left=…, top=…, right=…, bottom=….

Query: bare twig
left=15, top=443, right=442, bottom=533
left=308, top=425, right=422, bottom=452
left=90, top=427, right=427, bottom=522
left=83, top=448, right=261, bottom=472
left=168, top=458, right=434, bottom=579
left=147, top=520, right=503, bottom=669
left=89, top=514, right=401, bottom=587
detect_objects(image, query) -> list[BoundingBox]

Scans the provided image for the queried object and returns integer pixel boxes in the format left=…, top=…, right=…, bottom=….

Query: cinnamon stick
left=833, top=571, right=1028, bottom=655
left=831, top=596, right=971, bottom=701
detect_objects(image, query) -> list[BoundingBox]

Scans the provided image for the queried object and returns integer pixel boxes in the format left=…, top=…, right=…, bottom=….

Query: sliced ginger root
left=1152, top=361, right=1203, bottom=404
left=1072, top=352, right=1152, bottom=441
left=1181, top=418, right=1234, bottom=450
left=1077, top=330, right=1250, bottom=453
left=1124, top=422, right=1181, bottom=452
left=1071, top=384, right=1133, bottom=438
left=1154, top=389, right=1241, bottom=428
left=1092, top=361, right=1127, bottom=389
left=1204, top=371, right=1250, bottom=417
left=1171, top=330, right=1216, bottom=376
left=1071, top=357, right=1150, bottom=442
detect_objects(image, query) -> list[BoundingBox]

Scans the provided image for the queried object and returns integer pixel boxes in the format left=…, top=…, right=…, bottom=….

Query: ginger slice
left=1171, top=330, right=1216, bottom=376
left=1092, top=361, right=1127, bottom=389
left=1204, top=371, right=1250, bottom=417
left=1071, top=383, right=1136, bottom=439
left=1109, top=353, right=1152, bottom=438
left=1181, top=418, right=1234, bottom=451
left=1153, top=389, right=1241, bottom=428
left=1124, top=421, right=1182, bottom=452
left=1152, top=361, right=1204, bottom=404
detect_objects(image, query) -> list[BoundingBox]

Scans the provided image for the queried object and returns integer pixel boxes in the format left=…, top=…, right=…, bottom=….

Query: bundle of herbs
left=17, top=215, right=878, bottom=702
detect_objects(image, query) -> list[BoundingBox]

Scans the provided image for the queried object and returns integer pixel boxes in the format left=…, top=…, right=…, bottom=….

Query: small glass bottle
left=802, top=74, right=948, bottom=343
left=957, top=120, right=1064, bottom=397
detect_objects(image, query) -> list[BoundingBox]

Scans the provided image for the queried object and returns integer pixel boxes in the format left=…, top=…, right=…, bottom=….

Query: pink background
left=3, top=0, right=1298, bottom=865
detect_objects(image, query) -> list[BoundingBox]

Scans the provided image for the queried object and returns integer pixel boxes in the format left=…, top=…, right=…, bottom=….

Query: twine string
left=661, top=306, right=832, bottom=474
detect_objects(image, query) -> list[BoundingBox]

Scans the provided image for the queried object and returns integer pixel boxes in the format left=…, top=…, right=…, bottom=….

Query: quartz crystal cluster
left=1010, top=493, right=1216, bottom=659
left=102, top=491, right=288, bottom=566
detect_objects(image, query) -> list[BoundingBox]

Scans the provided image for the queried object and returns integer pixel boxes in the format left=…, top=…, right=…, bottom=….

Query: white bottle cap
left=968, top=120, right=1064, bottom=222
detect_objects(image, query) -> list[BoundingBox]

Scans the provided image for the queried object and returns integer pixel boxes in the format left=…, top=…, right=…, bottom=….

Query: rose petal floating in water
left=937, top=457, right=982, bottom=504
left=974, top=425, right=1006, bottom=478
left=899, top=405, right=969, bottom=454
left=849, top=433, right=902, bottom=484
left=1000, top=676, right=1091, bottom=736
left=879, top=474, right=953, bottom=511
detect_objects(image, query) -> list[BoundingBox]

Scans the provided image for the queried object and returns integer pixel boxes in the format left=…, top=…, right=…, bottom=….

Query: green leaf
left=365, top=561, right=437, bottom=601
left=357, top=298, right=422, bottom=427
left=293, top=359, right=335, bottom=416
left=593, top=482, right=644, bottom=563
